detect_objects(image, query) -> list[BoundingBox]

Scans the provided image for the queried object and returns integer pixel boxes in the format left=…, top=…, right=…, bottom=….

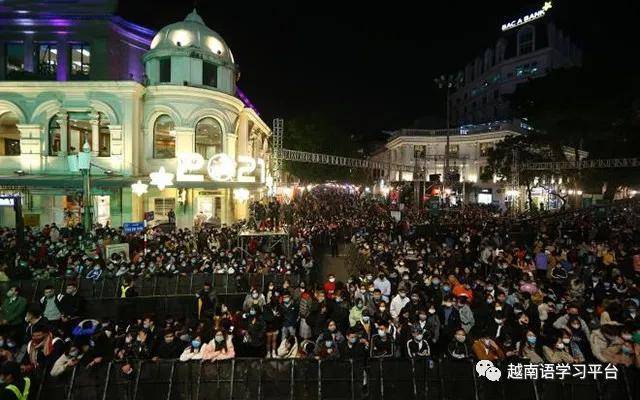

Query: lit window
left=518, top=27, right=534, bottom=55
left=5, top=42, right=24, bottom=78
left=36, top=43, right=57, bottom=79
left=480, top=142, right=492, bottom=157
left=48, top=117, right=61, bottom=156
left=153, top=198, right=176, bottom=216
left=205, top=36, right=224, bottom=55
left=0, top=112, right=20, bottom=156
left=70, top=44, right=90, bottom=78
left=195, top=117, right=222, bottom=159
left=153, top=114, right=175, bottom=159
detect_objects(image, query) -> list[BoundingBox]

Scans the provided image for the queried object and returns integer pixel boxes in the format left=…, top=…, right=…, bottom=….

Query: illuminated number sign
left=177, top=153, right=266, bottom=183
left=501, top=2, right=551, bottom=31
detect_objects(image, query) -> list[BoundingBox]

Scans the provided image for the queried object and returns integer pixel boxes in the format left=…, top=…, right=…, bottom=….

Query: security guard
left=0, top=361, right=30, bottom=400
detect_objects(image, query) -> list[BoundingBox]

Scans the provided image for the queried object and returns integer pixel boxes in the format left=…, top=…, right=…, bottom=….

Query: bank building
left=0, top=1, right=272, bottom=229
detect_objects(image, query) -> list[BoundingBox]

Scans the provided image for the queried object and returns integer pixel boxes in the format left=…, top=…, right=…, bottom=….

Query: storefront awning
left=0, top=175, right=265, bottom=190
left=0, top=175, right=138, bottom=189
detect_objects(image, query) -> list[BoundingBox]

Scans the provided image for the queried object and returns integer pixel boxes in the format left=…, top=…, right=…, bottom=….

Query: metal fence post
left=258, top=359, right=263, bottom=400
left=229, top=359, right=235, bottom=399
left=289, top=359, right=295, bottom=400
left=132, top=360, right=142, bottom=400
left=166, top=361, right=176, bottom=400
left=318, top=359, right=322, bottom=400
left=470, top=360, right=479, bottom=400
left=101, top=362, right=113, bottom=400
left=65, top=365, right=78, bottom=400
left=621, top=367, right=633, bottom=400
left=194, top=361, right=203, bottom=400
left=349, top=359, right=355, bottom=400
left=379, top=359, right=384, bottom=400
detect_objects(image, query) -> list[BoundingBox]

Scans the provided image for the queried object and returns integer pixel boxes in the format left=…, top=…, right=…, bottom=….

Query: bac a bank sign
left=501, top=1, right=552, bottom=32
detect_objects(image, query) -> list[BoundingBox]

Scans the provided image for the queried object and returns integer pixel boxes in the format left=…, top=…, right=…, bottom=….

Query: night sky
left=118, top=0, right=639, bottom=136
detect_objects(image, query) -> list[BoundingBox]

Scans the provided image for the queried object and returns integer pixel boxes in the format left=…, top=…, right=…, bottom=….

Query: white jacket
left=390, top=294, right=410, bottom=320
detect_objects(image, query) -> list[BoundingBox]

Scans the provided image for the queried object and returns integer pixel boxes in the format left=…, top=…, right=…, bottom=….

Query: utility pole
left=78, top=138, right=92, bottom=233
left=434, top=73, right=460, bottom=206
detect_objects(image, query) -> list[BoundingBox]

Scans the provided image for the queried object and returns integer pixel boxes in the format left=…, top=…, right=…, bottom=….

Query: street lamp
left=434, top=73, right=462, bottom=204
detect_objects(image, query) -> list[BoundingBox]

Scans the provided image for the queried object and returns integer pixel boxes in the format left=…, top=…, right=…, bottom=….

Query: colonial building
left=0, top=2, right=272, bottom=228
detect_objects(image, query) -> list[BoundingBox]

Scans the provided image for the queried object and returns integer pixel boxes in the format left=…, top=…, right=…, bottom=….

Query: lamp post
left=434, top=73, right=461, bottom=205
left=78, top=139, right=92, bottom=233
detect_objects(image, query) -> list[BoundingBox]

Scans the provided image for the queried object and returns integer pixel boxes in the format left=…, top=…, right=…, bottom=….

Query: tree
left=281, top=113, right=371, bottom=183
left=509, top=67, right=640, bottom=200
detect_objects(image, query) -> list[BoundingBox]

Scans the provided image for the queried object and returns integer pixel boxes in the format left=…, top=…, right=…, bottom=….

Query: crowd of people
left=0, top=187, right=639, bottom=395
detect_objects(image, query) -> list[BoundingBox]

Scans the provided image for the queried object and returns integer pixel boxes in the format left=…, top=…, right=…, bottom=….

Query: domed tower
left=143, top=9, right=237, bottom=95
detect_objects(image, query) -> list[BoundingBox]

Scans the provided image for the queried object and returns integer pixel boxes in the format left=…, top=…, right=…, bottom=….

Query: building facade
left=371, top=121, right=524, bottom=205
left=448, top=2, right=581, bottom=125
left=0, top=3, right=272, bottom=228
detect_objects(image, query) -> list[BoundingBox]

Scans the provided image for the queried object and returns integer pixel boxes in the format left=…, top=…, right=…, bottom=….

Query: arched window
left=153, top=114, right=175, bottom=159
left=0, top=112, right=20, bottom=156
left=98, top=114, right=110, bottom=157
left=48, top=116, right=61, bottom=156
left=195, top=117, right=222, bottom=159
left=518, top=26, right=535, bottom=55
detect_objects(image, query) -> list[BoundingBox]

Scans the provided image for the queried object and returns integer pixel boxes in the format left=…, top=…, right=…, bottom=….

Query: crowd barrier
left=0, top=273, right=302, bottom=302
left=28, top=358, right=639, bottom=400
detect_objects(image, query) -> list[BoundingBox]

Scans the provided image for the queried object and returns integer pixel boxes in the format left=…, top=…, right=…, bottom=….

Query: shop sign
left=501, top=1, right=552, bottom=31
left=123, top=221, right=145, bottom=234
left=106, top=243, right=130, bottom=260
left=176, top=152, right=266, bottom=183
left=0, top=197, right=15, bottom=206
left=23, top=213, right=40, bottom=227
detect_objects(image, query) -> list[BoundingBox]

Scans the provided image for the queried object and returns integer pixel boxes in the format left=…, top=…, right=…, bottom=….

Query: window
left=48, top=117, right=61, bottom=156
left=195, top=117, right=222, bottom=159
left=153, top=114, right=175, bottom=158
left=480, top=142, right=492, bottom=157
left=413, top=145, right=425, bottom=159
left=98, top=114, right=110, bottom=157
left=5, top=42, right=24, bottom=78
left=153, top=198, right=176, bottom=217
left=518, top=27, right=534, bottom=55
left=159, top=58, right=171, bottom=83
left=202, top=61, right=217, bottom=87
left=448, top=144, right=459, bottom=158
left=0, top=112, right=20, bottom=156
left=36, top=43, right=57, bottom=79
left=70, top=44, right=90, bottom=78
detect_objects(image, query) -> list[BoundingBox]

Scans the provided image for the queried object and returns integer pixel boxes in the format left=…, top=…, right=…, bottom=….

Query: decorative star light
left=149, top=167, right=174, bottom=190
left=542, top=1, right=552, bottom=12
left=131, top=180, right=149, bottom=196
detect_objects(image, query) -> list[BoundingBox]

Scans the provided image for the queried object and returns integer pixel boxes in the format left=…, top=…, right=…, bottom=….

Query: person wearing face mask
left=406, top=327, right=431, bottom=359
left=543, top=335, right=577, bottom=364
left=0, top=361, right=30, bottom=400
left=196, top=282, right=217, bottom=320
left=552, top=304, right=590, bottom=338
left=243, top=306, right=267, bottom=358
left=50, top=343, right=83, bottom=377
left=472, top=331, right=505, bottom=361
left=203, top=330, right=235, bottom=361
left=341, top=330, right=368, bottom=360
left=179, top=334, right=205, bottom=361
left=446, top=328, right=471, bottom=360
left=390, top=288, right=410, bottom=321
left=323, top=274, right=337, bottom=299
left=437, top=296, right=460, bottom=343
left=242, top=288, right=266, bottom=312
left=330, top=290, right=350, bottom=334
left=374, top=302, right=392, bottom=324
left=152, top=330, right=182, bottom=360
left=370, top=322, right=393, bottom=358
left=39, top=285, right=62, bottom=323
left=314, top=334, right=340, bottom=360
left=349, top=299, right=365, bottom=328
left=354, top=310, right=373, bottom=341
left=24, top=305, right=49, bottom=340
left=373, top=273, right=391, bottom=302
left=0, top=286, right=27, bottom=337
left=518, top=330, right=544, bottom=364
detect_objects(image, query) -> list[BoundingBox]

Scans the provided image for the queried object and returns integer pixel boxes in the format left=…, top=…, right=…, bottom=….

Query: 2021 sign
left=176, top=152, right=266, bottom=183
